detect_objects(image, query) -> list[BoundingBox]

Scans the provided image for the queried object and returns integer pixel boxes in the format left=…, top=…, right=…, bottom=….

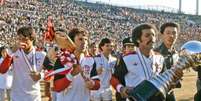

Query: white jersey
left=90, top=54, right=116, bottom=101
left=94, top=53, right=116, bottom=90
left=0, top=58, right=13, bottom=89
left=56, top=56, right=95, bottom=101
left=11, top=48, right=46, bottom=101
left=123, top=48, right=164, bottom=87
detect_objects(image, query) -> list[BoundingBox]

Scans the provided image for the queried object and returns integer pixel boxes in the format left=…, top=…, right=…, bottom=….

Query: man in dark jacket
left=115, top=37, right=135, bottom=101
left=155, top=22, right=180, bottom=101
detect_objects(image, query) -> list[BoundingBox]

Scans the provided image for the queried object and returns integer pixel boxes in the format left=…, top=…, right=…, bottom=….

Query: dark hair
left=17, top=26, right=36, bottom=41
left=99, top=38, right=111, bottom=51
left=132, top=23, right=156, bottom=47
left=160, top=22, right=179, bottom=34
left=68, top=28, right=87, bottom=42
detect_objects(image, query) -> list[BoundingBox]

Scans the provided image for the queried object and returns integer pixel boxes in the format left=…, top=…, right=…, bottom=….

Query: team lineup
left=0, top=22, right=201, bottom=101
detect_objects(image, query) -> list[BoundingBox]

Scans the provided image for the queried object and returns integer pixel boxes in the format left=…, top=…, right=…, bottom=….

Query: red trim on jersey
left=0, top=55, right=12, bottom=73
left=110, top=76, right=120, bottom=90
left=44, top=68, right=71, bottom=80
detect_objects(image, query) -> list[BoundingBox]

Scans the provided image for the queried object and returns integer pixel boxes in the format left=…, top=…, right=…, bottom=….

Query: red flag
left=0, top=0, right=5, bottom=5
left=44, top=67, right=72, bottom=81
left=43, top=16, right=55, bottom=42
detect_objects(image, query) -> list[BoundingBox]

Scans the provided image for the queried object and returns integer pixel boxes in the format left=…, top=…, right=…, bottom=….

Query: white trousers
left=91, top=88, right=112, bottom=101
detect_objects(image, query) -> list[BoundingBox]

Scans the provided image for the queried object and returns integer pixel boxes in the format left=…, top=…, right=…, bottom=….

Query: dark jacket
left=155, top=43, right=181, bottom=88
left=154, top=43, right=177, bottom=72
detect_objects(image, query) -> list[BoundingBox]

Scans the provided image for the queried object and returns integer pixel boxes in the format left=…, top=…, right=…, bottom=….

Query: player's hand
left=71, top=64, right=81, bottom=76
left=85, top=79, right=94, bottom=89
left=30, top=71, right=41, bottom=82
left=120, top=86, right=131, bottom=98
left=172, top=68, right=183, bottom=82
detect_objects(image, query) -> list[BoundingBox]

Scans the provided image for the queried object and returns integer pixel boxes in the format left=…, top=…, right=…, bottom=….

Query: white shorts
left=91, top=88, right=112, bottom=101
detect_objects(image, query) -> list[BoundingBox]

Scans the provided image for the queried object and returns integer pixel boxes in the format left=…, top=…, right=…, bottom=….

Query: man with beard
left=154, top=22, right=180, bottom=101
left=110, top=23, right=165, bottom=101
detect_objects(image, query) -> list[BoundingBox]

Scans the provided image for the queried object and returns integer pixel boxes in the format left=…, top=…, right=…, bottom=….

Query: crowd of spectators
left=0, top=0, right=201, bottom=51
